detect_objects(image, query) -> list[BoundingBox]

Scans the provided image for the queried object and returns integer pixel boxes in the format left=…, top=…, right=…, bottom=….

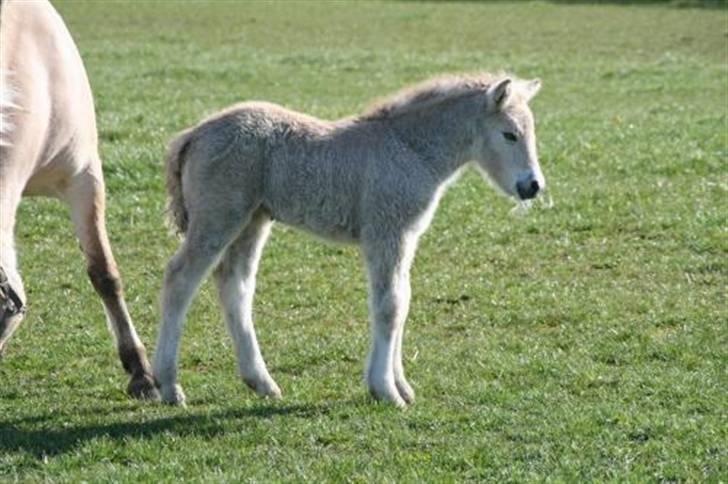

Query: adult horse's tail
left=165, top=128, right=194, bottom=234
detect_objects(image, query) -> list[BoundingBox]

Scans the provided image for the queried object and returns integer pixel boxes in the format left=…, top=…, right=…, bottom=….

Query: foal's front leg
left=392, top=272, right=415, bottom=404
left=364, top=240, right=414, bottom=407
left=213, top=211, right=280, bottom=398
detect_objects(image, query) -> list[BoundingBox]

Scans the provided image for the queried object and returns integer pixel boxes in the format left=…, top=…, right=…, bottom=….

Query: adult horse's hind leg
left=67, top=167, right=157, bottom=399
left=213, top=209, right=280, bottom=398
left=153, top=204, right=255, bottom=405
left=0, top=180, right=26, bottom=357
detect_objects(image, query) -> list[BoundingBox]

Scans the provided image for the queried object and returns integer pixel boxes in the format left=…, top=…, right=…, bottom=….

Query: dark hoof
left=127, top=373, right=160, bottom=401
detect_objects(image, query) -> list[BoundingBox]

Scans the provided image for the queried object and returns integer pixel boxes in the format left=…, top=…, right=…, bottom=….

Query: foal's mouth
left=510, top=185, right=553, bottom=215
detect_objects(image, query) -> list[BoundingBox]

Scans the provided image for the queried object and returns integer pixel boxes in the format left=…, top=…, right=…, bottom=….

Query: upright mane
left=361, top=72, right=505, bottom=121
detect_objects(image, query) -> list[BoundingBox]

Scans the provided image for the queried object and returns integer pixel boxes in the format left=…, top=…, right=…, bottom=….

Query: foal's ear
left=487, top=78, right=512, bottom=111
left=523, top=78, right=542, bottom=101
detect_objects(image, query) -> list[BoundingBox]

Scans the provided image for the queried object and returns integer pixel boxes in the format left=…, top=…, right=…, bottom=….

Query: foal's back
left=180, top=101, right=411, bottom=243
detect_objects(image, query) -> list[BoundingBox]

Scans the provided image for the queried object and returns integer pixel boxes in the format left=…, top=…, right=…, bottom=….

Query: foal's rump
left=164, top=106, right=271, bottom=235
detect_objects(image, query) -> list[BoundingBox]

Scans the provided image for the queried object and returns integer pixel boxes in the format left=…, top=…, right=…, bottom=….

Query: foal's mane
left=361, top=72, right=504, bottom=121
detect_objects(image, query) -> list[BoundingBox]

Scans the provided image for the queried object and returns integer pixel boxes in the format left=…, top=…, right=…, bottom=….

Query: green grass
left=1, top=0, right=726, bottom=481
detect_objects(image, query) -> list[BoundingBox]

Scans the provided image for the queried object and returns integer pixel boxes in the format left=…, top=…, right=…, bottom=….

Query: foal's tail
left=165, top=127, right=195, bottom=234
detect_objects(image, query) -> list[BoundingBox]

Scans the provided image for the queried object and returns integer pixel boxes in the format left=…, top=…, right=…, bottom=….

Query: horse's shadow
left=0, top=400, right=354, bottom=458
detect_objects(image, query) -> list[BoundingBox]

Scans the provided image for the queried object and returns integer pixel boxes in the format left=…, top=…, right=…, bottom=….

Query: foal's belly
left=262, top=160, right=363, bottom=244
left=269, top=205, right=361, bottom=244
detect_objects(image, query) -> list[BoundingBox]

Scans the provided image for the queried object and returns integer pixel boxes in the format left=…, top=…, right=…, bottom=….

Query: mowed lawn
left=1, top=1, right=726, bottom=481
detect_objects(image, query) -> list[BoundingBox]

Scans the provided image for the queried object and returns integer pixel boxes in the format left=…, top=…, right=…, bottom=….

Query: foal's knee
left=371, top=289, right=404, bottom=330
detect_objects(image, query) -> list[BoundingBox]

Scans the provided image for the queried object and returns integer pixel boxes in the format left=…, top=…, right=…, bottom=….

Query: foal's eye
left=502, top=132, right=518, bottom=143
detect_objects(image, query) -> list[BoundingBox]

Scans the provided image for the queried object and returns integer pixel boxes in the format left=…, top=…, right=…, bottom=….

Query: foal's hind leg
left=213, top=210, right=280, bottom=398
left=153, top=207, right=254, bottom=405
left=67, top=168, right=157, bottom=399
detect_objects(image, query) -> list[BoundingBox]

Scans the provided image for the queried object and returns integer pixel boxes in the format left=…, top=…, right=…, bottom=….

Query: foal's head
left=474, top=77, right=544, bottom=201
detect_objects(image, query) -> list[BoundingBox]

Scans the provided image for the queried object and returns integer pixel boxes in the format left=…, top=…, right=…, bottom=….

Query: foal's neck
left=387, top=98, right=479, bottom=183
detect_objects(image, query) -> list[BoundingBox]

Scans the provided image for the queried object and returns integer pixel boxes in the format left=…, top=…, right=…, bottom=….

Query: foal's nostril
left=516, top=178, right=540, bottom=200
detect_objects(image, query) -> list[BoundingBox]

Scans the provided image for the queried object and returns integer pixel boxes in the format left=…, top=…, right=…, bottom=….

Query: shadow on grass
left=0, top=400, right=356, bottom=458
left=547, top=0, right=725, bottom=7
left=398, top=0, right=726, bottom=8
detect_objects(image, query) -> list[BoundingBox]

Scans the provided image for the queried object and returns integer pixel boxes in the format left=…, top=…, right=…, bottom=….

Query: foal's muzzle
left=516, top=178, right=540, bottom=200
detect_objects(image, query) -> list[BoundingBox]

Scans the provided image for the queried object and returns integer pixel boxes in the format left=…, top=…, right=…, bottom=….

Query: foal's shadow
left=0, top=399, right=357, bottom=458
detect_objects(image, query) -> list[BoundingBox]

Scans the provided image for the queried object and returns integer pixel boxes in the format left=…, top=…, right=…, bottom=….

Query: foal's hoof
left=368, top=383, right=408, bottom=408
left=127, top=373, right=160, bottom=401
left=395, top=378, right=415, bottom=405
left=244, top=377, right=282, bottom=399
left=160, top=383, right=186, bottom=406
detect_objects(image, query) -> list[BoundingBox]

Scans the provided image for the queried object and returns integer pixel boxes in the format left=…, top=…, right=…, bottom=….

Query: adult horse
left=0, top=0, right=157, bottom=399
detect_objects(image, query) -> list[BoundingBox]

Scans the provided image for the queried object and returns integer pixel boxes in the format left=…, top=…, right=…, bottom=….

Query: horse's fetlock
left=88, top=265, right=122, bottom=297
left=118, top=344, right=151, bottom=376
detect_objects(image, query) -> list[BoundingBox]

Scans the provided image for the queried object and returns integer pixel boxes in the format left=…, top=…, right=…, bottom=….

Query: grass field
left=1, top=0, right=726, bottom=481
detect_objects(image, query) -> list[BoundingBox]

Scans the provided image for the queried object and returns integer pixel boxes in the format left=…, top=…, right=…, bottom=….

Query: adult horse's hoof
left=127, top=373, right=160, bottom=401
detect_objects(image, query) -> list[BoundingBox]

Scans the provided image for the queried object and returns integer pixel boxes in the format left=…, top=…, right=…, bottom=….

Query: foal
left=155, top=73, right=544, bottom=407
left=0, top=0, right=156, bottom=398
